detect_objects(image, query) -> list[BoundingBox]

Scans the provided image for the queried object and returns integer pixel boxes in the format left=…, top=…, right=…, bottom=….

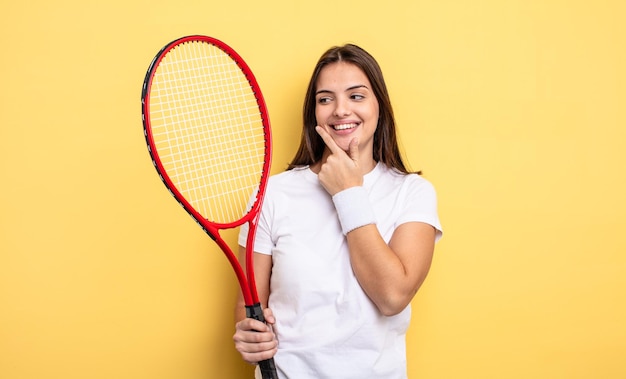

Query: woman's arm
left=346, top=221, right=435, bottom=316
left=315, top=126, right=437, bottom=316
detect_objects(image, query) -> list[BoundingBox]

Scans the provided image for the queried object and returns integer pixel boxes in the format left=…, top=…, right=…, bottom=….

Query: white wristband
left=332, top=186, right=377, bottom=235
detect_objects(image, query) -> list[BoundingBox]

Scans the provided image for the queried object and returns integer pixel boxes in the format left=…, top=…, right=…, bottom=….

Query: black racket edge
left=139, top=36, right=218, bottom=239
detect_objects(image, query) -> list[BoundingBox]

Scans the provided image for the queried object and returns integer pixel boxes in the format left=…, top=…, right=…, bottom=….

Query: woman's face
left=314, top=62, right=379, bottom=157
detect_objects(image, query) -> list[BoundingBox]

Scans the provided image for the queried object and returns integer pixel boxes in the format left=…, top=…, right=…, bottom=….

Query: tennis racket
left=141, top=35, right=277, bottom=378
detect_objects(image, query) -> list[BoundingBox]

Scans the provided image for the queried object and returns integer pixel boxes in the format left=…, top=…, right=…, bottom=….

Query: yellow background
left=1, top=1, right=624, bottom=378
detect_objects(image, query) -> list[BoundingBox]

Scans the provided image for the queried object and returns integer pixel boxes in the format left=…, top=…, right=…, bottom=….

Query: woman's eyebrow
left=315, top=84, right=369, bottom=96
left=346, top=84, right=369, bottom=91
left=315, top=89, right=333, bottom=96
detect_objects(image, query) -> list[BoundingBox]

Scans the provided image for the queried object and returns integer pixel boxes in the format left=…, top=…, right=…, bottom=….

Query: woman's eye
left=351, top=94, right=365, bottom=100
left=317, top=97, right=332, bottom=104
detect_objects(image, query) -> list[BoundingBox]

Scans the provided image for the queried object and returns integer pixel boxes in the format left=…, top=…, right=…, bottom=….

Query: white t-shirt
left=239, top=162, right=442, bottom=379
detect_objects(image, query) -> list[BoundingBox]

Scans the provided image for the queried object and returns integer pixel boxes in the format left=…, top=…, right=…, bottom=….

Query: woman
left=233, top=44, right=442, bottom=378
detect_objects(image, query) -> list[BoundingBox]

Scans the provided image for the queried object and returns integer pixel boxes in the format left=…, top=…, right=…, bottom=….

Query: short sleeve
left=238, top=189, right=275, bottom=255
left=396, top=176, right=443, bottom=242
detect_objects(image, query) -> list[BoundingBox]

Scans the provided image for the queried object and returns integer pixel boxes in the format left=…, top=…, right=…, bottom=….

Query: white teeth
left=332, top=123, right=358, bottom=130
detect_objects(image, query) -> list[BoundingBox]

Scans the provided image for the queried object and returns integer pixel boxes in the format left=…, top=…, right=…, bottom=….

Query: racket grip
left=245, top=302, right=267, bottom=322
left=246, top=303, right=279, bottom=379
left=259, top=358, right=279, bottom=379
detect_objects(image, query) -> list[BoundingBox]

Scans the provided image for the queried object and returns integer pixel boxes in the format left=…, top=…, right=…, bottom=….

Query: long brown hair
left=288, top=44, right=417, bottom=175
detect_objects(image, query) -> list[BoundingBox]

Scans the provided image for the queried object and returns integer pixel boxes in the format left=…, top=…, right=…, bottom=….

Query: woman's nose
left=333, top=97, right=351, bottom=117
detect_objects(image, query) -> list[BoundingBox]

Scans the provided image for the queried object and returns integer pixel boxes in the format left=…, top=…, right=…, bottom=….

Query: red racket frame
left=141, top=35, right=272, bottom=309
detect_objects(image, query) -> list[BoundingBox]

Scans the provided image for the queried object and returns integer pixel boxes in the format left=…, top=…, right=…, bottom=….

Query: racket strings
left=148, top=41, right=266, bottom=224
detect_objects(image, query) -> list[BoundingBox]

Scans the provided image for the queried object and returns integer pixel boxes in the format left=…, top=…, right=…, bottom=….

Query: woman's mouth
left=331, top=122, right=359, bottom=131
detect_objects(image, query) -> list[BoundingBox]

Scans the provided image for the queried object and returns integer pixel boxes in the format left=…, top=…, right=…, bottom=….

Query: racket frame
left=141, top=35, right=272, bottom=308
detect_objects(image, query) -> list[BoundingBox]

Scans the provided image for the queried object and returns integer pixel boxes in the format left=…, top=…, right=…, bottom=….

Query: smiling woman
left=290, top=44, right=414, bottom=175
left=232, top=43, right=442, bottom=379
left=314, top=62, right=380, bottom=161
